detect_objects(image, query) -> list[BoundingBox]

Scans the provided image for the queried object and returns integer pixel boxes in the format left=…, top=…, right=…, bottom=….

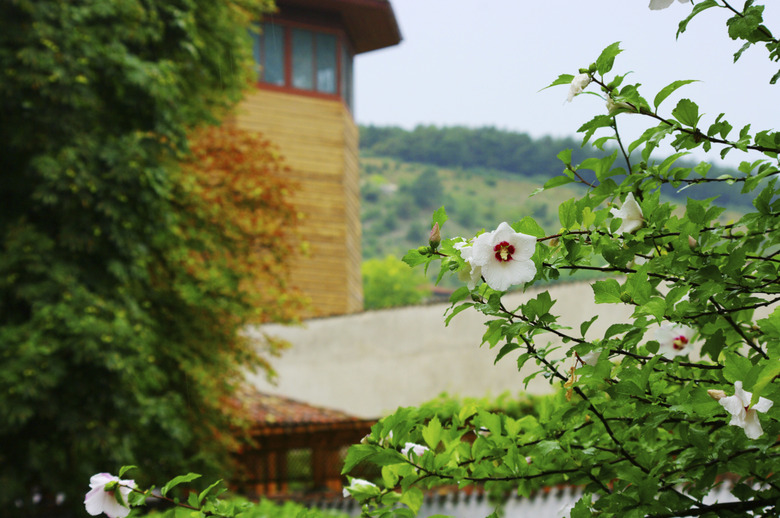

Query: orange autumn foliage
left=182, top=125, right=307, bottom=331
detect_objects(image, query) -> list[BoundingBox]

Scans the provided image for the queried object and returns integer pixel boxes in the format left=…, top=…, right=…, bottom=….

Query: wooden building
left=235, top=0, right=401, bottom=317
left=234, top=388, right=376, bottom=497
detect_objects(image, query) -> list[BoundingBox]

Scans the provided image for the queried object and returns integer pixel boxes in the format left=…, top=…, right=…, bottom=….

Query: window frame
left=253, top=19, right=355, bottom=112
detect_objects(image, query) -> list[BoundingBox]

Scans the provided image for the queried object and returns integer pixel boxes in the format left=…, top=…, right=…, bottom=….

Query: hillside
left=358, top=125, right=748, bottom=268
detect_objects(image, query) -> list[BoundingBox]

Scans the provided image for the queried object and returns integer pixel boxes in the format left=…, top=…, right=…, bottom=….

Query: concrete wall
left=246, top=281, right=633, bottom=418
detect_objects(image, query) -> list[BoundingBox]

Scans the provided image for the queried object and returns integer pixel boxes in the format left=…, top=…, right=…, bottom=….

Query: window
left=252, top=22, right=354, bottom=111
left=253, top=24, right=284, bottom=85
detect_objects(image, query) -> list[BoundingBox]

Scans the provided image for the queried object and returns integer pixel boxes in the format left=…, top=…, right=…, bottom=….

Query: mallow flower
left=649, top=0, right=690, bottom=10
left=717, top=381, right=773, bottom=439
left=342, top=478, right=378, bottom=498
left=610, top=192, right=644, bottom=234
left=84, top=473, right=135, bottom=518
left=454, top=239, right=482, bottom=289
left=567, top=73, right=590, bottom=103
left=401, top=442, right=429, bottom=458
left=655, top=322, right=695, bottom=357
left=469, top=222, right=537, bottom=292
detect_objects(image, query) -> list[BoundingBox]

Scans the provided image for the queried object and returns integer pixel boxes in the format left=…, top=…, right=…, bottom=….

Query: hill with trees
left=358, top=125, right=749, bottom=266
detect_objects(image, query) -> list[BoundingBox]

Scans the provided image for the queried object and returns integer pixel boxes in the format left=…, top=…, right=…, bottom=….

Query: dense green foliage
left=0, top=0, right=279, bottom=514
left=345, top=3, right=780, bottom=517
left=145, top=495, right=349, bottom=518
left=362, top=256, right=432, bottom=310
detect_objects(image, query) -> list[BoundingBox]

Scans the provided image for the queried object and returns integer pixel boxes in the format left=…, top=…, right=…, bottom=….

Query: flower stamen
left=493, top=241, right=515, bottom=262
left=672, top=335, right=689, bottom=350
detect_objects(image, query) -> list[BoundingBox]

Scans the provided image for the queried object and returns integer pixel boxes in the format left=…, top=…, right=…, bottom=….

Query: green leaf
left=402, top=248, right=428, bottom=268
left=750, top=362, right=780, bottom=404
left=400, top=487, right=424, bottom=514
left=723, top=352, right=753, bottom=384
left=592, top=279, right=622, bottom=304
left=342, top=444, right=379, bottom=474
left=635, top=297, right=667, bottom=322
left=198, top=479, right=223, bottom=505
left=677, top=0, right=718, bottom=36
left=542, top=73, right=575, bottom=90
left=557, top=148, right=573, bottom=165
left=604, top=323, right=634, bottom=340
left=513, top=216, right=546, bottom=238
left=580, top=315, right=598, bottom=337
left=118, top=465, right=137, bottom=478
left=542, top=175, right=575, bottom=190
left=653, top=80, right=697, bottom=110
left=671, top=98, right=701, bottom=128
left=161, top=473, right=201, bottom=497
left=432, top=206, right=448, bottom=229
left=422, top=416, right=443, bottom=449
left=596, top=42, right=622, bottom=75
left=559, top=198, right=577, bottom=229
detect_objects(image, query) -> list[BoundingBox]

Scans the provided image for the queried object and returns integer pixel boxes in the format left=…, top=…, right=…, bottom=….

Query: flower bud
left=688, top=235, right=698, bottom=249
left=429, top=222, right=441, bottom=251
left=707, top=389, right=726, bottom=401
left=606, top=97, right=635, bottom=116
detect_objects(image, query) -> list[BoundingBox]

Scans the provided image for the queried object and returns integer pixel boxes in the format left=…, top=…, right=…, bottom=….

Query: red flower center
left=494, top=241, right=515, bottom=262
left=672, top=335, right=689, bottom=350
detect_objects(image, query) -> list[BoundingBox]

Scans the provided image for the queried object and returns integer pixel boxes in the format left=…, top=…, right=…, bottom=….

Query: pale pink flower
left=610, top=193, right=644, bottom=234
left=469, top=222, right=536, bottom=292
left=655, top=322, right=695, bottom=357
left=401, top=442, right=429, bottom=458
left=649, top=0, right=690, bottom=10
left=84, top=473, right=135, bottom=518
left=342, top=478, right=378, bottom=498
left=719, top=381, right=773, bottom=439
left=567, top=73, right=590, bottom=102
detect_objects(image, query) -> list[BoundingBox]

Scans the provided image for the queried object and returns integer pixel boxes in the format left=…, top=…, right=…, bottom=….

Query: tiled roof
left=236, top=386, right=375, bottom=429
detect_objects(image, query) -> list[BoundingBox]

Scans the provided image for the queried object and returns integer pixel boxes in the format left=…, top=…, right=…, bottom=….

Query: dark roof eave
left=277, top=0, right=402, bottom=54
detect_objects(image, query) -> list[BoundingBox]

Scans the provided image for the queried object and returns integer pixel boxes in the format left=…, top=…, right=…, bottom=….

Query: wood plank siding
left=235, top=89, right=363, bottom=317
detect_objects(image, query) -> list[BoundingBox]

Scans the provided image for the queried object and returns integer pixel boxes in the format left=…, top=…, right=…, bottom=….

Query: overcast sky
left=354, top=1, right=778, bottom=166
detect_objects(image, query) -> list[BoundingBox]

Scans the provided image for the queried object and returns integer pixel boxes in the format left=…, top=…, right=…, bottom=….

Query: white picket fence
left=317, top=483, right=742, bottom=518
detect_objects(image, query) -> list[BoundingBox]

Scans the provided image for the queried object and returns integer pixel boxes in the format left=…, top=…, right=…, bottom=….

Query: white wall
left=246, top=281, right=632, bottom=418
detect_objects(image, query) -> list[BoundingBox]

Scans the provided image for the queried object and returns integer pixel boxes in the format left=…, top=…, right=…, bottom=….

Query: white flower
left=610, top=192, right=644, bottom=234
left=342, top=478, right=378, bottom=498
left=84, top=473, right=135, bottom=518
left=655, top=322, right=695, bottom=357
left=401, top=442, right=429, bottom=458
left=469, top=222, right=537, bottom=292
left=578, top=349, right=602, bottom=367
left=649, top=0, right=690, bottom=10
left=454, top=238, right=483, bottom=289
left=567, top=73, right=590, bottom=102
left=719, top=381, right=774, bottom=439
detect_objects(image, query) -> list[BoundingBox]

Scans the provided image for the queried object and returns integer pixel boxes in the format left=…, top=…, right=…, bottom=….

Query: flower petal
left=753, top=397, right=774, bottom=414
left=649, top=0, right=675, bottom=9
left=481, top=259, right=535, bottom=292
left=719, top=394, right=746, bottom=421
left=734, top=381, right=751, bottom=406
left=742, top=410, right=764, bottom=439
left=84, top=487, right=109, bottom=516
left=508, top=232, right=537, bottom=261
